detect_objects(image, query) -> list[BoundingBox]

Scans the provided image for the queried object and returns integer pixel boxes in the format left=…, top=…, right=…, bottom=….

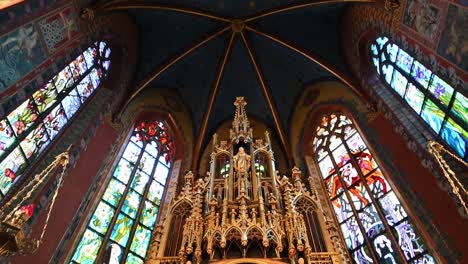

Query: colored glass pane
left=366, top=169, right=391, bottom=199
left=145, top=141, right=159, bottom=158
left=411, top=61, right=431, bottom=88
left=351, top=246, right=373, bottom=264
left=89, top=202, right=115, bottom=234
left=139, top=152, right=155, bottom=175
left=131, top=171, right=150, bottom=194
left=110, top=213, right=134, bottom=247
left=395, top=49, right=413, bottom=74
left=126, top=253, right=144, bottom=264
left=355, top=149, right=378, bottom=175
left=382, top=64, right=394, bottom=84
left=69, top=54, right=88, bottom=76
left=359, top=204, right=384, bottom=239
left=148, top=180, right=164, bottom=205
left=0, top=119, right=16, bottom=157
left=71, top=229, right=103, bottom=264
left=43, top=104, right=67, bottom=139
left=76, top=76, right=94, bottom=102
left=331, top=193, right=352, bottom=223
left=33, top=80, right=57, bottom=114
left=20, top=124, right=49, bottom=160
left=393, top=220, right=426, bottom=260
left=391, top=70, right=408, bottom=97
left=428, top=75, right=453, bottom=108
left=440, top=118, right=467, bottom=158
left=340, top=217, right=365, bottom=250
left=0, top=147, right=26, bottom=196
left=329, top=135, right=342, bottom=151
left=113, top=159, right=133, bottom=184
left=374, top=233, right=399, bottom=263
left=452, top=92, right=468, bottom=124
left=154, top=163, right=169, bottom=184
left=386, top=42, right=398, bottom=62
left=378, top=191, right=407, bottom=226
left=7, top=99, right=38, bottom=136
left=103, top=178, right=126, bottom=207
left=318, top=155, right=334, bottom=177
left=404, top=83, right=425, bottom=114
left=123, top=142, right=141, bottom=164
left=325, top=174, right=343, bottom=199
left=347, top=133, right=366, bottom=152
left=371, top=44, right=378, bottom=56
left=411, top=254, right=435, bottom=264
left=89, top=68, right=101, bottom=89
left=332, top=144, right=348, bottom=166
left=338, top=163, right=359, bottom=188
left=421, top=100, right=445, bottom=134
left=140, top=201, right=158, bottom=228
left=122, top=190, right=142, bottom=219
left=54, top=66, right=74, bottom=93
left=130, top=225, right=151, bottom=257
left=83, top=47, right=96, bottom=67
left=348, top=181, right=372, bottom=210
left=62, top=89, right=82, bottom=118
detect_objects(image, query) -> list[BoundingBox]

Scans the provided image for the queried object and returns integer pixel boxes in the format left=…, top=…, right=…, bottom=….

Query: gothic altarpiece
left=148, top=98, right=346, bottom=264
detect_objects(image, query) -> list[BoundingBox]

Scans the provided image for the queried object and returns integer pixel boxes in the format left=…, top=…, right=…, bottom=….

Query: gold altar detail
left=148, top=98, right=344, bottom=264
left=0, top=148, right=70, bottom=256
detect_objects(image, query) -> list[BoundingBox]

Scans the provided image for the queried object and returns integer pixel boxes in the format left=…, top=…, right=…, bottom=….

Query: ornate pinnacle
left=230, top=97, right=252, bottom=143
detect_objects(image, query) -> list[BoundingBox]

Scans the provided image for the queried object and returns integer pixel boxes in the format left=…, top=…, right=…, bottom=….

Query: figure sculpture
left=233, top=147, right=251, bottom=195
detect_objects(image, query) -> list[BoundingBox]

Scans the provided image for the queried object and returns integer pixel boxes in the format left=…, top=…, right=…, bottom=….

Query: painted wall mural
left=0, top=4, right=79, bottom=94
left=437, top=4, right=468, bottom=71
left=402, top=0, right=441, bottom=43
left=0, top=23, right=45, bottom=90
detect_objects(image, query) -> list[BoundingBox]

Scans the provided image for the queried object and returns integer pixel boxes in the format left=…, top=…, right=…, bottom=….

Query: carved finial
left=231, top=97, right=252, bottom=143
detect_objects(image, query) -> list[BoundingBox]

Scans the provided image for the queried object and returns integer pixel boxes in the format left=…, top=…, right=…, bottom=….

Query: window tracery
left=70, top=120, right=174, bottom=264
left=313, top=113, right=435, bottom=263
left=371, top=36, right=467, bottom=161
left=0, top=41, right=111, bottom=200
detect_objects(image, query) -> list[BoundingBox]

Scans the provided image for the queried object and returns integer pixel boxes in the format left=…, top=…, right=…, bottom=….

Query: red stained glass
left=132, top=120, right=174, bottom=162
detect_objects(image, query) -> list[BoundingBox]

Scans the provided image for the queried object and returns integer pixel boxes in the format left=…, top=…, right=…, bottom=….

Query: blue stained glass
left=43, top=104, right=67, bottom=139
left=318, top=155, right=334, bottom=177
left=373, top=58, right=380, bottom=74
left=105, top=47, right=111, bottom=59
left=103, top=178, right=126, bottom=206
left=154, top=163, right=169, bottom=184
left=382, top=64, right=394, bottom=84
left=148, top=180, right=164, bottom=205
left=83, top=47, right=96, bottom=68
left=391, top=70, right=408, bottom=97
left=440, top=118, right=467, bottom=158
left=451, top=92, right=468, bottom=125
left=351, top=246, right=373, bottom=264
left=113, top=159, right=134, bottom=184
left=374, top=233, right=400, bottom=263
left=411, top=61, right=432, bottom=88
left=404, top=83, right=424, bottom=114
left=332, top=193, right=353, bottom=223
left=379, top=191, right=407, bottom=226
left=340, top=217, right=365, bottom=250
left=89, top=202, right=115, bottom=234
left=129, top=225, right=151, bottom=257
left=359, top=204, right=385, bottom=239
left=54, top=66, right=74, bottom=93
left=139, top=152, right=155, bottom=175
left=145, top=141, right=159, bottom=158
left=69, top=54, right=88, bottom=75
left=410, top=254, right=436, bottom=264
left=0, top=119, right=16, bottom=158
left=395, top=49, right=414, bottom=74
left=71, top=229, right=103, bottom=264
left=122, top=190, right=142, bottom=219
left=376, top=37, right=388, bottom=47
left=386, top=42, right=398, bottom=62
left=110, top=213, right=134, bottom=247
left=126, top=253, right=144, bottom=264
left=33, top=80, right=57, bottom=114
left=123, top=142, right=141, bottom=164
left=140, top=201, right=158, bottom=228
left=428, top=75, right=454, bottom=108
left=62, top=89, right=82, bottom=118
left=371, top=44, right=378, bottom=56
left=421, top=100, right=445, bottom=134
left=20, top=124, right=50, bottom=160
left=393, top=220, right=426, bottom=260
left=99, top=42, right=106, bottom=54
left=103, top=61, right=111, bottom=72
left=131, top=171, right=150, bottom=194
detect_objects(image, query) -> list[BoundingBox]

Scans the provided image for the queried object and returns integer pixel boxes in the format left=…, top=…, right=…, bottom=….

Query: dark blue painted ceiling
left=125, top=1, right=351, bottom=149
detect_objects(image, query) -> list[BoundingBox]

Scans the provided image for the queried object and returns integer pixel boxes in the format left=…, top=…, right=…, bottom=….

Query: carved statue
left=233, top=147, right=251, bottom=195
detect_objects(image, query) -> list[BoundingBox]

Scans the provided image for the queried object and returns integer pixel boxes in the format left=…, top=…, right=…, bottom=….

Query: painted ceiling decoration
left=86, top=0, right=396, bottom=168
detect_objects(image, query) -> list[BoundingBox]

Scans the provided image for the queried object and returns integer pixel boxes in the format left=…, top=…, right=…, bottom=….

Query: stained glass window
left=70, top=120, right=174, bottom=264
left=0, top=41, right=111, bottom=200
left=371, top=37, right=467, bottom=161
left=254, top=152, right=268, bottom=178
left=313, top=113, right=436, bottom=263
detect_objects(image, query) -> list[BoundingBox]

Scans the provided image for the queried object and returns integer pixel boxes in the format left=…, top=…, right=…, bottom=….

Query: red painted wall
left=369, top=114, right=468, bottom=263
left=12, top=121, right=118, bottom=264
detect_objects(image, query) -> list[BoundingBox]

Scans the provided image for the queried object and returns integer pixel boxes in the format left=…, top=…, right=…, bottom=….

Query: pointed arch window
left=0, top=41, right=111, bottom=200
left=313, top=113, right=435, bottom=263
left=371, top=36, right=467, bottom=161
left=70, top=120, right=174, bottom=264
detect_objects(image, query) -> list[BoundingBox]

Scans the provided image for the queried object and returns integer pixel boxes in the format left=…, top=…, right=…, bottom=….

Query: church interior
left=0, top=0, right=467, bottom=263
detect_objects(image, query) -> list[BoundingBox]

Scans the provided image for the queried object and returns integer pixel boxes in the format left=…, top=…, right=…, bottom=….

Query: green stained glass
left=0, top=119, right=16, bottom=158
left=7, top=99, right=39, bottom=137
left=441, top=118, right=467, bottom=158
left=43, top=104, right=68, bottom=139
left=130, top=225, right=151, bottom=257
left=53, top=66, right=73, bottom=93
left=113, top=159, right=133, bottom=184
left=103, top=178, right=125, bottom=206
left=404, top=83, right=424, bottom=114
left=145, top=141, right=159, bottom=157
left=110, top=213, right=134, bottom=247
left=131, top=171, right=149, bottom=194
left=123, top=142, right=141, bottom=164
left=122, top=190, right=142, bottom=219
left=20, top=124, right=50, bottom=160
left=148, top=180, right=164, bottom=205
left=140, top=201, right=158, bottom=228
left=139, top=152, right=155, bottom=175
left=33, top=80, right=58, bottom=114
left=428, top=75, right=454, bottom=108
left=89, top=202, right=115, bottom=235
left=126, top=253, right=144, bottom=264
left=451, top=92, right=468, bottom=125
left=0, top=147, right=26, bottom=196
left=421, top=100, right=445, bottom=134
left=71, top=229, right=103, bottom=264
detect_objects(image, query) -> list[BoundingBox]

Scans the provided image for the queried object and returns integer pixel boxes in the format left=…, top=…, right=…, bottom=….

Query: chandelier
left=0, top=147, right=70, bottom=256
